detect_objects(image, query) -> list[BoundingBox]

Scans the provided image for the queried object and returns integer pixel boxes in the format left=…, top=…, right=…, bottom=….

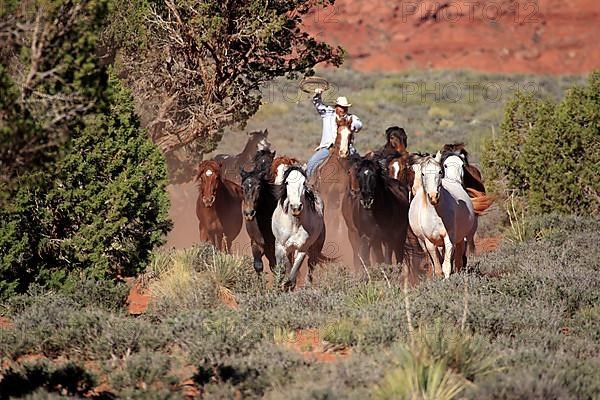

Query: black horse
left=342, top=157, right=409, bottom=268
left=240, top=165, right=278, bottom=274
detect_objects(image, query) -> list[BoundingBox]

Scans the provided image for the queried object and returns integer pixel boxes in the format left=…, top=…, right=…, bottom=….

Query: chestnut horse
left=342, top=157, right=409, bottom=269
left=195, top=160, right=243, bottom=251
left=271, top=156, right=300, bottom=185
left=310, top=116, right=355, bottom=246
left=214, top=129, right=271, bottom=184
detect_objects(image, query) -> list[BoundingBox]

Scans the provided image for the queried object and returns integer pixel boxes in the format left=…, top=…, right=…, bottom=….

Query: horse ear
left=263, top=129, right=269, bottom=136
left=434, top=151, right=442, bottom=163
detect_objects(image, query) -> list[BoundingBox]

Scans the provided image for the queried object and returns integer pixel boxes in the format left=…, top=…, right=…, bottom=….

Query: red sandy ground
left=303, top=0, right=600, bottom=75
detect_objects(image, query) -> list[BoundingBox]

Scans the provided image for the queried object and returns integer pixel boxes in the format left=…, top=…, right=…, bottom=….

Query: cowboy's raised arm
left=312, top=89, right=329, bottom=117
left=351, top=114, right=363, bottom=133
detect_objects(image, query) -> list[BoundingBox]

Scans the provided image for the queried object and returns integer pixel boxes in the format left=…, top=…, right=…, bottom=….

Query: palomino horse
left=342, top=157, right=409, bottom=268
left=272, top=166, right=328, bottom=290
left=195, top=160, right=243, bottom=251
left=214, top=129, right=271, bottom=184
left=409, top=153, right=477, bottom=279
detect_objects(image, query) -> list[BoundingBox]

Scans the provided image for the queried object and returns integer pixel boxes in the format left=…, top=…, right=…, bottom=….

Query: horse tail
left=467, top=188, right=495, bottom=216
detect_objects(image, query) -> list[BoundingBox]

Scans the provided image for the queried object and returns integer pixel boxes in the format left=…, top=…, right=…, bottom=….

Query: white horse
left=408, top=152, right=477, bottom=278
left=272, top=166, right=328, bottom=289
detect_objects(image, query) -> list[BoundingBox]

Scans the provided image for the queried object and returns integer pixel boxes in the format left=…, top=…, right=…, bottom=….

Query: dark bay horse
left=342, top=157, right=409, bottom=269
left=195, top=160, right=243, bottom=251
left=240, top=165, right=278, bottom=275
left=214, top=129, right=271, bottom=184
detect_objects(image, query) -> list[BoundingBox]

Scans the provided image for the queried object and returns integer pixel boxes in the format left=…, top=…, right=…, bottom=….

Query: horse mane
left=441, top=143, right=470, bottom=165
left=270, top=156, right=299, bottom=180
left=195, top=160, right=221, bottom=184
left=441, top=144, right=487, bottom=193
left=276, top=166, right=317, bottom=212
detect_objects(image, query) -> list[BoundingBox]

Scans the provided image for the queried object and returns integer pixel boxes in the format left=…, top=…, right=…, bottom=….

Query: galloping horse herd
left=196, top=120, right=494, bottom=289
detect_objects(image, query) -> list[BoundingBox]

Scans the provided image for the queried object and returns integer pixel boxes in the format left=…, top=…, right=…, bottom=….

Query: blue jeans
left=307, top=148, right=330, bottom=177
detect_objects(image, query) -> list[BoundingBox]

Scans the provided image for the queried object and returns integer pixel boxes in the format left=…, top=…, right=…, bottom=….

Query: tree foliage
left=109, top=0, right=344, bottom=181
left=0, top=1, right=171, bottom=299
left=482, top=71, right=600, bottom=215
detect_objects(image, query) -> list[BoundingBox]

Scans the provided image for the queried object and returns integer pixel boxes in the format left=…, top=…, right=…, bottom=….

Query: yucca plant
left=418, top=321, right=500, bottom=382
left=375, top=347, right=465, bottom=400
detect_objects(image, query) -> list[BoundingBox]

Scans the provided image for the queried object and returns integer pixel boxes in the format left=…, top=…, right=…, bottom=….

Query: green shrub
left=482, top=71, right=600, bottom=215
left=0, top=73, right=171, bottom=299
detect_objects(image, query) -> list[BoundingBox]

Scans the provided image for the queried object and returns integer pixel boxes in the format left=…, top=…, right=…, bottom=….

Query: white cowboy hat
left=335, top=96, right=352, bottom=107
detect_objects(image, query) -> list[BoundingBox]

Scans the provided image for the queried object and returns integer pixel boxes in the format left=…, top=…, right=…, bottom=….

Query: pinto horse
left=342, top=157, right=409, bottom=268
left=441, top=143, right=486, bottom=194
left=214, top=129, right=271, bottom=184
left=195, top=160, right=243, bottom=251
left=272, top=166, right=328, bottom=290
left=240, top=165, right=278, bottom=275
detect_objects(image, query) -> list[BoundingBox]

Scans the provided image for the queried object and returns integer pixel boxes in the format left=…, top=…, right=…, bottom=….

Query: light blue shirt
left=313, top=93, right=363, bottom=151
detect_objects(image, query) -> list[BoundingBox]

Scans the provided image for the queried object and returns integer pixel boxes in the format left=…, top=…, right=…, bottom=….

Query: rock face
left=304, top=0, right=600, bottom=74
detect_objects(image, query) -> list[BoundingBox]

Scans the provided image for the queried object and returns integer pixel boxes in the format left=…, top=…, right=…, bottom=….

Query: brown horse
left=195, top=160, right=243, bottom=251
left=342, top=157, right=409, bottom=269
left=214, top=129, right=271, bottom=184
left=310, top=117, right=355, bottom=246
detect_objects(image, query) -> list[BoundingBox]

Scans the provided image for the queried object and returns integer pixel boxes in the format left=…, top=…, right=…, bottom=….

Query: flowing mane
left=270, top=156, right=299, bottom=181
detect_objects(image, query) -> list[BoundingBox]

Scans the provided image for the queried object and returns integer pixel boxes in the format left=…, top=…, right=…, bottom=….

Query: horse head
left=386, top=126, right=408, bottom=153
left=335, top=116, right=353, bottom=158
left=352, top=158, right=380, bottom=209
left=253, top=149, right=276, bottom=176
left=442, top=153, right=466, bottom=183
left=246, top=129, right=271, bottom=154
left=420, top=152, right=444, bottom=206
left=240, top=167, right=266, bottom=221
left=196, top=160, right=222, bottom=207
left=281, top=166, right=314, bottom=216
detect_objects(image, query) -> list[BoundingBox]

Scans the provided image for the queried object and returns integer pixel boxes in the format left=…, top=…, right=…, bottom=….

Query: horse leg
left=275, top=243, right=289, bottom=286
left=442, top=235, right=454, bottom=279
left=250, top=241, right=265, bottom=274
left=372, top=239, right=385, bottom=265
left=454, top=239, right=465, bottom=273
left=358, top=237, right=371, bottom=271
left=307, top=229, right=327, bottom=285
left=286, top=251, right=307, bottom=290
left=424, top=239, right=443, bottom=278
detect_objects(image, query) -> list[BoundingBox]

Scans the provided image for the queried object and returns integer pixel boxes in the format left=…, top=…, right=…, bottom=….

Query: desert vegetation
left=0, top=214, right=598, bottom=398
left=1, top=1, right=599, bottom=399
